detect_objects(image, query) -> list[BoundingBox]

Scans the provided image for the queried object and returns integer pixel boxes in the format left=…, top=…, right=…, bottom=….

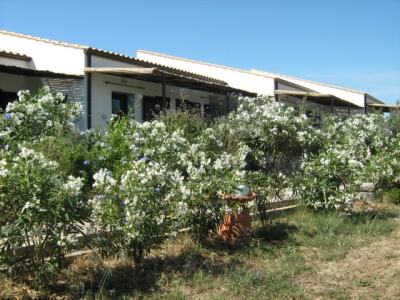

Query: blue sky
left=1, top=0, right=399, bottom=103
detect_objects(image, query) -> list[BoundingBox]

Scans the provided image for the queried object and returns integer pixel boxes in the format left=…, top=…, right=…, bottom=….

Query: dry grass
left=1, top=205, right=399, bottom=299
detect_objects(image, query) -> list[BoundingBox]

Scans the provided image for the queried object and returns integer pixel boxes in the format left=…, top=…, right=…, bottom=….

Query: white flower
left=61, top=175, right=84, bottom=196
left=93, top=168, right=117, bottom=188
left=0, top=159, right=8, bottom=177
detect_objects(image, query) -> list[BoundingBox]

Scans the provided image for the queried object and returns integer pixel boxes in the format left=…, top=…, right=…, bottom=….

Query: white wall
left=91, top=56, right=143, bottom=68
left=137, top=51, right=275, bottom=96
left=278, top=77, right=366, bottom=107
left=90, top=72, right=214, bottom=128
left=276, top=82, right=307, bottom=92
left=0, top=33, right=85, bottom=75
left=0, top=56, right=30, bottom=68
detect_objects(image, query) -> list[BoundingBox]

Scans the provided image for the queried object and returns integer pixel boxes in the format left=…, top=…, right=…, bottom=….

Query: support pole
left=86, top=53, right=92, bottom=129
left=348, top=101, right=350, bottom=116
left=226, top=89, right=230, bottom=113
left=364, top=94, right=367, bottom=115
left=162, top=72, right=166, bottom=111
left=331, top=96, right=334, bottom=114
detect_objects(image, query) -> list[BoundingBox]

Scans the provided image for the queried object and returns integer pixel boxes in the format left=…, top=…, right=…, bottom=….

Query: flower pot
left=220, top=192, right=256, bottom=242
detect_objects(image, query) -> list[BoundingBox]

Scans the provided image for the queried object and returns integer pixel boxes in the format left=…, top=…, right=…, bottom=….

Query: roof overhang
left=368, top=103, right=400, bottom=113
left=366, top=93, right=385, bottom=104
left=275, top=78, right=313, bottom=92
left=0, top=50, right=31, bottom=61
left=86, top=48, right=223, bottom=83
left=0, top=64, right=83, bottom=79
left=275, top=90, right=363, bottom=108
left=84, top=67, right=257, bottom=97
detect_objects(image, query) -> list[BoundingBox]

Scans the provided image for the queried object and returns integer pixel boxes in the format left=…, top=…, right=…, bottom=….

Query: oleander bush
left=1, top=86, right=400, bottom=287
left=299, top=112, right=400, bottom=210
left=0, top=87, right=89, bottom=286
left=88, top=110, right=249, bottom=261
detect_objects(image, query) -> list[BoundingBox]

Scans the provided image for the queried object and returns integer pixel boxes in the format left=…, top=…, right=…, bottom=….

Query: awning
left=84, top=67, right=257, bottom=97
left=368, top=103, right=400, bottom=113
left=84, top=67, right=157, bottom=76
left=0, top=64, right=83, bottom=79
left=275, top=90, right=363, bottom=109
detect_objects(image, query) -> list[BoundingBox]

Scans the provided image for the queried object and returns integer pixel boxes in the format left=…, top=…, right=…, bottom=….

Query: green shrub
left=383, top=188, right=400, bottom=205
left=0, top=87, right=88, bottom=286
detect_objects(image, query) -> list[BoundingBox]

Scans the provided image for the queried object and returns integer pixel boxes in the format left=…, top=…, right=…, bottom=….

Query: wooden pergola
left=368, top=103, right=400, bottom=113
left=274, top=90, right=363, bottom=114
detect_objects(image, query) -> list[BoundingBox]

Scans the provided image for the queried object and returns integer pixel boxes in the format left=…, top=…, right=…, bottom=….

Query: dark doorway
left=0, top=90, right=18, bottom=110
left=142, top=96, right=170, bottom=121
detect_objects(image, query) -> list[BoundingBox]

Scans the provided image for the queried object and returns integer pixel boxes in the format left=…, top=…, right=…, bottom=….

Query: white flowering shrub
left=90, top=162, right=185, bottom=262
left=208, top=96, right=399, bottom=212
left=0, top=86, right=88, bottom=180
left=156, top=109, right=250, bottom=239
left=1, top=86, right=83, bottom=142
left=299, top=112, right=400, bottom=210
left=0, top=87, right=88, bottom=285
left=2, top=85, right=400, bottom=283
left=298, top=149, right=357, bottom=210
left=207, top=96, right=322, bottom=218
left=178, top=128, right=249, bottom=240
left=87, top=111, right=250, bottom=259
left=0, top=146, right=87, bottom=283
left=213, top=96, right=321, bottom=172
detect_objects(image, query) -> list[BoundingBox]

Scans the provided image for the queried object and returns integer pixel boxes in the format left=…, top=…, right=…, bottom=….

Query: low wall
left=357, top=183, right=376, bottom=202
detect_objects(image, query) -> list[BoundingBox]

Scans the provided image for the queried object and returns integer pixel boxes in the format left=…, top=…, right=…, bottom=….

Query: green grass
left=287, top=208, right=399, bottom=261
left=1, top=205, right=399, bottom=299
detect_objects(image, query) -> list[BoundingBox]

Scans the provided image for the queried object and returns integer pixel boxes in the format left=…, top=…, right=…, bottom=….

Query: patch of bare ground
left=295, top=217, right=400, bottom=299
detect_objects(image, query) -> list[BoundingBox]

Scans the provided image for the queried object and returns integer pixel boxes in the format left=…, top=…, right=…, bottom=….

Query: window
left=0, top=90, right=18, bottom=110
left=112, top=92, right=135, bottom=116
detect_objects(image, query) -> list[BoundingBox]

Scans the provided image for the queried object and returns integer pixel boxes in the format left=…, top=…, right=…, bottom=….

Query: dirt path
left=295, top=218, right=400, bottom=299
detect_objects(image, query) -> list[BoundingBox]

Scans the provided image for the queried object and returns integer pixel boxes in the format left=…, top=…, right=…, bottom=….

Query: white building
left=137, top=50, right=386, bottom=115
left=0, top=30, right=254, bottom=130
left=1, top=30, right=389, bottom=131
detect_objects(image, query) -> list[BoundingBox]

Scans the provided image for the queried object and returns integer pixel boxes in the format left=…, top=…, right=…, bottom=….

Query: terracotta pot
left=220, top=192, right=256, bottom=242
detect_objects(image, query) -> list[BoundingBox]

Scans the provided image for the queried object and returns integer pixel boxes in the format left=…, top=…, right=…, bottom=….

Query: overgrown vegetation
left=1, top=86, right=400, bottom=295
